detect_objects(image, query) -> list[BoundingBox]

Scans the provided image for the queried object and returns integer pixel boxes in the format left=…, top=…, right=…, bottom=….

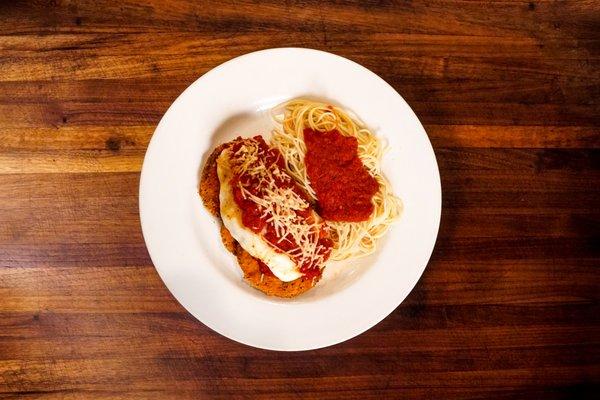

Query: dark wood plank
left=1, top=0, right=598, bottom=39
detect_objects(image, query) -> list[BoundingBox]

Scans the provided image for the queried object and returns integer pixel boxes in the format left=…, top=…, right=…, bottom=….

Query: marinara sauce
left=228, top=136, right=332, bottom=279
left=303, top=128, right=379, bottom=222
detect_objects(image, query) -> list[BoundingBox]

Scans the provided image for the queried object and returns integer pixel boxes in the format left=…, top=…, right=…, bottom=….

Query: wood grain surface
left=1, top=1, right=599, bottom=399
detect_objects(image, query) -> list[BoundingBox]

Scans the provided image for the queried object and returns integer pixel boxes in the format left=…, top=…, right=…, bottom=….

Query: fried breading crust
left=199, top=143, right=229, bottom=218
left=200, top=143, right=318, bottom=298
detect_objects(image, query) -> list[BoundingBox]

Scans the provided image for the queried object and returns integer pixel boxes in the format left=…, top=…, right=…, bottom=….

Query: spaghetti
left=271, top=99, right=403, bottom=260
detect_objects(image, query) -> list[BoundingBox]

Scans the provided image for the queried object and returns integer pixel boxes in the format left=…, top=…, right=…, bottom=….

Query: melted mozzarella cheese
left=217, top=149, right=302, bottom=282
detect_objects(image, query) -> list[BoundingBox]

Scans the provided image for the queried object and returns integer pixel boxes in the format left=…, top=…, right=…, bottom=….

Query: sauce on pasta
left=303, top=128, right=379, bottom=222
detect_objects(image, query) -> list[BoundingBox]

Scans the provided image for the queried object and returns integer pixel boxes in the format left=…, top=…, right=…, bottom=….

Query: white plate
left=139, top=48, right=441, bottom=351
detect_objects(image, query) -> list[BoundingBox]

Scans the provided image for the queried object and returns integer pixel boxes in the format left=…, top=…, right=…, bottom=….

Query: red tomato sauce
left=303, top=128, right=380, bottom=222
left=229, top=136, right=332, bottom=278
left=257, top=260, right=274, bottom=276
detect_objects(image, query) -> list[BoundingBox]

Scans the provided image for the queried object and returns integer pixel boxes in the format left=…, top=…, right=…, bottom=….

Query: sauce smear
left=304, top=128, right=379, bottom=222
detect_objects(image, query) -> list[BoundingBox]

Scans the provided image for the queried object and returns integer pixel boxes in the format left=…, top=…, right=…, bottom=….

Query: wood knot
left=105, top=137, right=121, bottom=152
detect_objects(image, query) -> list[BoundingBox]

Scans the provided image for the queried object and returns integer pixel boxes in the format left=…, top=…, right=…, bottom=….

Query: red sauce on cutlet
left=229, top=136, right=332, bottom=278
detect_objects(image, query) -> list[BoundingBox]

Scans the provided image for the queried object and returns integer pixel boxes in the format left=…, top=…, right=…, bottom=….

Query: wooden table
left=1, top=1, right=598, bottom=399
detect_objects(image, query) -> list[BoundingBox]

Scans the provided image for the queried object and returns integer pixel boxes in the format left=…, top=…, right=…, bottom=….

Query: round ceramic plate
left=139, top=48, right=441, bottom=351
